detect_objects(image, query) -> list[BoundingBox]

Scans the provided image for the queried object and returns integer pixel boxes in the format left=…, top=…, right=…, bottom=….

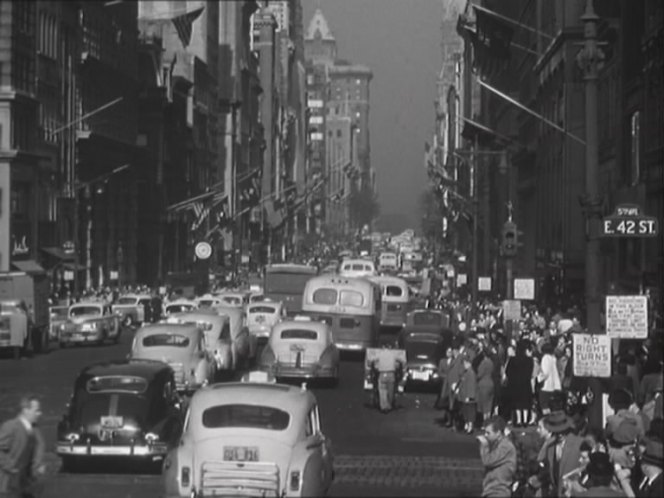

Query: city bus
left=263, top=264, right=318, bottom=315
left=301, top=275, right=380, bottom=352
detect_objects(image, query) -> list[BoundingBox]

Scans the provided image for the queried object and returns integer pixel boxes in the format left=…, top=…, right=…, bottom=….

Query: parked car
left=56, top=359, right=183, bottom=471
left=163, top=311, right=234, bottom=379
left=163, top=299, right=198, bottom=316
left=246, top=300, right=286, bottom=347
left=59, top=302, right=121, bottom=347
left=129, top=323, right=216, bottom=393
left=396, top=309, right=454, bottom=387
left=111, top=294, right=153, bottom=327
left=212, top=305, right=254, bottom=370
left=49, top=305, right=69, bottom=343
left=162, top=378, right=334, bottom=497
left=258, top=318, right=340, bottom=385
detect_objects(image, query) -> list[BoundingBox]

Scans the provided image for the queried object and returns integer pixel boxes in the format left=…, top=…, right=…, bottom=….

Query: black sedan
left=56, top=359, right=183, bottom=471
left=396, top=309, right=455, bottom=388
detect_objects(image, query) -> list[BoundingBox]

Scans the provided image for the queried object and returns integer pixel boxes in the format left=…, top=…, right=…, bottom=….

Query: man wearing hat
left=606, top=389, right=646, bottom=441
left=637, top=437, right=663, bottom=497
left=537, top=411, right=584, bottom=496
left=572, top=451, right=626, bottom=497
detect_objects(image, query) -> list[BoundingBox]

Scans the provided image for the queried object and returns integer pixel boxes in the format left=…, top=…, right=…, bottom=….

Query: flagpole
left=472, top=3, right=553, bottom=40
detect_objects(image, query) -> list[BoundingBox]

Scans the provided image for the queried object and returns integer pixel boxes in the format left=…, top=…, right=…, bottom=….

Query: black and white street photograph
left=0, top=0, right=662, bottom=497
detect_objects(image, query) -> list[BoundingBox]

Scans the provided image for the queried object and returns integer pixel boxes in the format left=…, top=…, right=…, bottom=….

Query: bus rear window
left=312, top=288, right=337, bottom=305
left=340, top=291, right=363, bottom=307
left=386, top=286, right=403, bottom=297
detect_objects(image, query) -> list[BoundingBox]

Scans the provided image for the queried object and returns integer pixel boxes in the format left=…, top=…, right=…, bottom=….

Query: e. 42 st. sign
left=601, top=204, right=659, bottom=238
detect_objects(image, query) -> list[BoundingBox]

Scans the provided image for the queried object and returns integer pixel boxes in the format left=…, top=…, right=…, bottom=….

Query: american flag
left=172, top=7, right=204, bottom=49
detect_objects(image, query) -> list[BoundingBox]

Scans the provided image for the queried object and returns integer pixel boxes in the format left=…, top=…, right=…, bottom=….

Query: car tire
left=61, top=456, right=79, bottom=473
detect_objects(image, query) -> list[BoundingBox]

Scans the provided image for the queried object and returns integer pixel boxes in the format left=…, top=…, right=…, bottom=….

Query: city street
left=0, top=329, right=483, bottom=497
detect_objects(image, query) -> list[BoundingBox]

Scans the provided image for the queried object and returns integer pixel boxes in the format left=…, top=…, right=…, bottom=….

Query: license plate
left=223, top=446, right=259, bottom=462
left=290, top=344, right=305, bottom=352
left=412, top=371, right=429, bottom=381
left=91, top=447, right=128, bottom=455
left=100, top=416, right=123, bottom=429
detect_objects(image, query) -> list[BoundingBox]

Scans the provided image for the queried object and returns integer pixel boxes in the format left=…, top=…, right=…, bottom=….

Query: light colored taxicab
left=111, top=294, right=153, bottom=327
left=48, top=305, right=69, bottom=342
left=60, top=302, right=121, bottom=347
left=246, top=300, right=286, bottom=346
left=338, top=258, right=376, bottom=278
left=129, top=323, right=215, bottom=393
left=162, top=374, right=334, bottom=498
left=163, top=299, right=198, bottom=316
left=194, top=294, right=225, bottom=309
left=210, top=305, right=254, bottom=371
left=162, top=310, right=233, bottom=378
left=212, top=290, right=247, bottom=308
left=258, top=318, right=339, bottom=385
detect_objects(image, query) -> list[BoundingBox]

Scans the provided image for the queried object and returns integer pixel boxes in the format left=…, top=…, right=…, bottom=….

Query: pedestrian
left=505, top=340, right=534, bottom=427
left=477, top=347, right=496, bottom=425
left=537, top=411, right=584, bottom=496
left=605, top=389, right=646, bottom=441
left=538, top=342, right=562, bottom=415
left=478, top=415, right=517, bottom=498
left=447, top=341, right=466, bottom=429
left=636, top=437, right=663, bottom=497
left=458, top=355, right=478, bottom=434
left=0, top=395, right=46, bottom=498
left=571, top=451, right=626, bottom=497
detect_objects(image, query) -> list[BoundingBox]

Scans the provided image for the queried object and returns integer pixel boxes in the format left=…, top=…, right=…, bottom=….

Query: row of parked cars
left=55, top=289, right=341, bottom=496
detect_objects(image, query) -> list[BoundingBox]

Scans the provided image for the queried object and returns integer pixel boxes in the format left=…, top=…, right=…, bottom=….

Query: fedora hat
left=641, top=438, right=664, bottom=467
left=543, top=410, right=574, bottom=434
left=586, top=452, right=614, bottom=479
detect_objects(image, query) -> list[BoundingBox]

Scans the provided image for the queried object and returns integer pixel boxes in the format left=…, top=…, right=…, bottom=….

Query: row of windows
left=12, top=52, right=36, bottom=94
left=13, top=2, right=36, bottom=35
left=38, top=11, right=59, bottom=59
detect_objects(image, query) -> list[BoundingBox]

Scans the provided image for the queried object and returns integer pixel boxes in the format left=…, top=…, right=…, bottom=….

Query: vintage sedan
left=49, top=305, right=69, bottom=342
left=60, top=302, right=121, bottom=347
left=194, top=294, right=225, bottom=309
left=111, top=294, right=153, bottom=327
left=56, top=360, right=183, bottom=471
left=162, top=379, right=334, bottom=498
left=258, top=319, right=340, bottom=385
left=163, top=311, right=235, bottom=379
left=396, top=309, right=455, bottom=387
left=163, top=299, right=198, bottom=316
left=246, top=300, right=286, bottom=347
left=212, top=305, right=254, bottom=370
left=212, top=290, right=247, bottom=308
left=129, top=323, right=216, bottom=393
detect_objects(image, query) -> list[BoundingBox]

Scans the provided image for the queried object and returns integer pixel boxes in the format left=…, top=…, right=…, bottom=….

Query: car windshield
left=412, top=312, right=442, bottom=326
left=249, top=306, right=276, bottom=314
left=74, top=391, right=148, bottom=426
left=202, top=404, right=290, bottom=430
left=141, top=333, right=191, bottom=347
left=280, top=329, right=318, bottom=340
left=86, top=376, right=148, bottom=393
left=116, top=297, right=137, bottom=305
left=198, top=300, right=215, bottom=308
left=70, top=306, right=101, bottom=317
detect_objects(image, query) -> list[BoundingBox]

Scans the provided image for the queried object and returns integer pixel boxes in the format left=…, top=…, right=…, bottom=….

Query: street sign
left=109, top=271, right=119, bottom=280
left=63, top=270, right=74, bottom=282
left=195, top=242, right=212, bottom=260
left=503, top=300, right=521, bottom=321
left=478, top=277, right=492, bottom=292
left=601, top=203, right=659, bottom=237
left=514, top=278, right=535, bottom=300
left=573, top=334, right=611, bottom=378
left=456, top=273, right=467, bottom=286
left=605, top=295, right=648, bottom=339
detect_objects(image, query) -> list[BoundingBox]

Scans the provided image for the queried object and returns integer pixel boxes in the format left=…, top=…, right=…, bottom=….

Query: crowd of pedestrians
left=430, top=293, right=663, bottom=497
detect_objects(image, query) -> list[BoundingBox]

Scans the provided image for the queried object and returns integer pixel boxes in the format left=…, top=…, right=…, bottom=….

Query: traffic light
left=502, top=221, right=518, bottom=257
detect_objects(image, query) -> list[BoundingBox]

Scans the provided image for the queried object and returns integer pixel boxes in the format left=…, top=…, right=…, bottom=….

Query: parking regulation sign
left=195, top=241, right=212, bottom=260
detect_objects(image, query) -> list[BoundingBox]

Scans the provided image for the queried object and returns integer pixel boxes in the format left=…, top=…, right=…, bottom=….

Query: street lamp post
left=578, top=0, right=604, bottom=430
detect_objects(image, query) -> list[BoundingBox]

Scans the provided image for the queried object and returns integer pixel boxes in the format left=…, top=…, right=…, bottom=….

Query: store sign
left=514, top=278, right=535, bottom=300
left=456, top=273, right=467, bottom=286
left=605, top=295, right=648, bottom=339
left=601, top=204, right=658, bottom=237
left=478, top=277, right=492, bottom=292
left=503, top=299, right=521, bottom=321
left=109, top=271, right=119, bottom=281
left=573, top=334, right=611, bottom=378
left=63, top=270, right=74, bottom=282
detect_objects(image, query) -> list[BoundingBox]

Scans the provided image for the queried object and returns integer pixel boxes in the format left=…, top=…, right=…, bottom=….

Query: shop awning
left=41, top=247, right=76, bottom=261
left=62, top=262, right=87, bottom=272
left=11, top=260, right=46, bottom=274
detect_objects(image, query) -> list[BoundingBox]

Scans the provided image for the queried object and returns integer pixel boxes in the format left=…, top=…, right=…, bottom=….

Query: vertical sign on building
left=0, top=164, right=10, bottom=271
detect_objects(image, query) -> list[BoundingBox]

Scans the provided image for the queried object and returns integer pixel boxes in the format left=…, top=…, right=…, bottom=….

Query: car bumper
left=335, top=342, right=367, bottom=352
left=269, top=363, right=337, bottom=379
left=60, top=332, right=103, bottom=343
left=56, top=443, right=168, bottom=458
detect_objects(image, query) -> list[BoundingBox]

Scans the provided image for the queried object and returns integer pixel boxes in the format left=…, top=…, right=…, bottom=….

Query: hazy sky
left=302, top=0, right=443, bottom=232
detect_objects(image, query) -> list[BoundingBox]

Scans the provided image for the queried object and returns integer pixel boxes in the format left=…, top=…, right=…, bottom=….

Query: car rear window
left=385, top=285, right=403, bottom=297
left=86, top=376, right=148, bottom=393
left=198, top=299, right=214, bottom=308
left=280, top=329, right=318, bottom=340
left=222, top=296, right=241, bottom=305
left=142, top=333, right=190, bottom=347
left=116, top=297, right=137, bottom=305
left=412, top=313, right=442, bottom=326
left=167, top=305, right=194, bottom=313
left=250, top=306, right=276, bottom=314
left=70, top=306, right=101, bottom=317
left=312, top=288, right=337, bottom=305
left=202, top=404, right=290, bottom=430
left=351, top=264, right=364, bottom=271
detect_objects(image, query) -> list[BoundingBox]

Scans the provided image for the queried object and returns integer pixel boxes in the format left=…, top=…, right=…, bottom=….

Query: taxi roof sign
left=293, top=315, right=312, bottom=322
left=242, top=371, right=276, bottom=383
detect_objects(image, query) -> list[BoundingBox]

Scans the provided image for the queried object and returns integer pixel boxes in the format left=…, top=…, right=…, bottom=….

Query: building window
left=629, top=111, right=640, bottom=185
left=356, top=79, right=361, bottom=85
left=336, top=129, right=342, bottom=138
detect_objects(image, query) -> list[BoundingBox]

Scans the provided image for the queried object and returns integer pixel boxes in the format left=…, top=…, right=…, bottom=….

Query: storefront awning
left=41, top=247, right=76, bottom=261
left=11, top=260, right=46, bottom=274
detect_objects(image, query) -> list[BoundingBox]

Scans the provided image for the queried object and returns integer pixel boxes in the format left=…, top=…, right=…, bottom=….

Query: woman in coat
left=435, top=347, right=454, bottom=424
left=458, top=355, right=478, bottom=434
left=476, top=346, right=495, bottom=425
left=505, top=340, right=534, bottom=427
left=538, top=341, right=562, bottom=415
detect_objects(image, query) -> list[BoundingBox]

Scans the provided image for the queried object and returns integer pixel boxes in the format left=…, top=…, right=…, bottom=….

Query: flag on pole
left=172, top=7, right=204, bottom=48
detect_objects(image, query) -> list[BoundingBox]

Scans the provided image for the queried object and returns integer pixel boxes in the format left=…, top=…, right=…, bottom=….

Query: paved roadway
left=0, top=329, right=483, bottom=497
